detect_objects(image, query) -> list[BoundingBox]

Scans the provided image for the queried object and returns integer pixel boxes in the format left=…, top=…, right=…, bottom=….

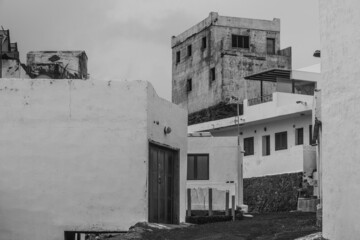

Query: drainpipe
left=237, top=101, right=244, bottom=207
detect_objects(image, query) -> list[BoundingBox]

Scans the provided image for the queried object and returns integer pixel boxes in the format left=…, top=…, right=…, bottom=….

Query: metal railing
left=248, top=94, right=273, bottom=106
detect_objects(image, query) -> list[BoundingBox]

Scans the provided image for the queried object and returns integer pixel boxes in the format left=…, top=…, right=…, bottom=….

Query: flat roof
left=244, top=68, right=291, bottom=82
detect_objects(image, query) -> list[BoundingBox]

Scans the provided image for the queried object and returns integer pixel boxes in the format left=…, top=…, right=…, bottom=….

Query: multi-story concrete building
left=171, top=12, right=291, bottom=116
left=188, top=66, right=320, bottom=212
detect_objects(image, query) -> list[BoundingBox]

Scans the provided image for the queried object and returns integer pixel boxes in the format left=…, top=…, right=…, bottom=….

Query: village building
left=188, top=66, right=320, bottom=212
left=0, top=29, right=30, bottom=78
left=0, top=79, right=187, bottom=240
left=171, top=12, right=291, bottom=119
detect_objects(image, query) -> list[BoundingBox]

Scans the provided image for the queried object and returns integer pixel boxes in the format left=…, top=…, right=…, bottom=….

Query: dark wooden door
left=149, top=144, right=179, bottom=224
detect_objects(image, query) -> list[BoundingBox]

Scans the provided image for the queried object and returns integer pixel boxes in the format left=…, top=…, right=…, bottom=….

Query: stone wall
left=244, top=172, right=302, bottom=213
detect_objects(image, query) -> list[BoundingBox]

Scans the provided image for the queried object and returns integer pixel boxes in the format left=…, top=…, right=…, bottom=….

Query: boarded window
left=187, top=45, right=192, bottom=57
left=176, top=51, right=180, bottom=64
left=295, top=128, right=304, bottom=145
left=210, top=67, right=215, bottom=81
left=266, top=38, right=275, bottom=54
left=275, top=131, right=287, bottom=150
left=262, top=135, right=270, bottom=156
left=232, top=35, right=249, bottom=48
left=187, top=78, right=192, bottom=92
left=244, top=137, right=254, bottom=156
left=187, top=154, right=209, bottom=180
left=202, top=37, right=207, bottom=49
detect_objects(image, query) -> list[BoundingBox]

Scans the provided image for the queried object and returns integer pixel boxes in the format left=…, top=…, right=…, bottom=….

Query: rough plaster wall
left=319, top=1, right=360, bottom=239
left=146, top=83, right=188, bottom=224
left=0, top=79, right=150, bottom=240
left=210, top=116, right=313, bottom=178
left=1, top=60, right=30, bottom=78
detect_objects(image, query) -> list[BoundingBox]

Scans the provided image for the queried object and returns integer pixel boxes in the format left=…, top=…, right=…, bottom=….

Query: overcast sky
left=0, top=0, right=320, bottom=100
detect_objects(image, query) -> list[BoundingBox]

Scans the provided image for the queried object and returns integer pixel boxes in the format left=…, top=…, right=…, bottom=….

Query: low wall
left=244, top=172, right=302, bottom=213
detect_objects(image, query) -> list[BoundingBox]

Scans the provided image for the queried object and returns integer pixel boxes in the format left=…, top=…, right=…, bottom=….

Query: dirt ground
left=139, top=212, right=320, bottom=240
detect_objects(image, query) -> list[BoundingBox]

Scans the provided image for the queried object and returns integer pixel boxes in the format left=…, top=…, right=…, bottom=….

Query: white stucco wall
left=0, top=79, right=187, bottom=240
left=210, top=116, right=314, bottom=178
left=319, top=1, right=360, bottom=239
left=187, top=136, right=238, bottom=209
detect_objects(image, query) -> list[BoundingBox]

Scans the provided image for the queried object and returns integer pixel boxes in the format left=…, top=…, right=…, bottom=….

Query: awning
left=244, top=68, right=291, bottom=82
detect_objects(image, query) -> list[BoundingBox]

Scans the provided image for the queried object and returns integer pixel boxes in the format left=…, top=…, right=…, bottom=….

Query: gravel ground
left=110, top=211, right=321, bottom=240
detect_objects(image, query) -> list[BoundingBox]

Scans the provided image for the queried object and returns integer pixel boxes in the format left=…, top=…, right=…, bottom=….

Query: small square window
left=210, top=67, right=215, bottom=81
left=275, top=131, right=287, bottom=150
left=187, top=78, right=192, bottom=92
left=187, top=45, right=192, bottom=57
left=176, top=51, right=180, bottom=64
left=244, top=137, right=254, bottom=156
left=295, top=128, right=304, bottom=145
left=232, top=35, right=249, bottom=48
left=202, top=37, right=207, bottom=49
left=187, top=154, right=209, bottom=180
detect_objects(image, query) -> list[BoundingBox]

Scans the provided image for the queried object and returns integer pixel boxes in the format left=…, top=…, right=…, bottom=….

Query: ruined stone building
left=0, top=29, right=29, bottom=78
left=171, top=12, right=291, bottom=121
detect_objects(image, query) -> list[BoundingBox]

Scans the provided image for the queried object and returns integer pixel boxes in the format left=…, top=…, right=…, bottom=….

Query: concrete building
left=171, top=12, right=291, bottom=116
left=0, top=79, right=187, bottom=240
left=0, top=29, right=30, bottom=78
left=187, top=134, right=240, bottom=209
left=27, top=51, right=88, bottom=79
left=319, top=0, right=360, bottom=239
left=188, top=68, right=319, bottom=179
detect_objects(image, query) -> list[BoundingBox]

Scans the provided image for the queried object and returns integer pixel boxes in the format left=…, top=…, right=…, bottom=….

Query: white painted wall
left=187, top=136, right=238, bottom=208
left=319, top=1, right=360, bottom=239
left=210, top=116, right=315, bottom=178
left=0, top=79, right=187, bottom=240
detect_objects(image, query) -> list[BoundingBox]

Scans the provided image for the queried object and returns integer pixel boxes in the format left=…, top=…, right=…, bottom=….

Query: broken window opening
left=187, top=45, right=192, bottom=57
left=210, top=67, right=215, bottom=82
left=187, top=78, right=192, bottom=92
left=202, top=37, right=207, bottom=50
left=232, top=35, right=249, bottom=49
left=176, top=51, right=180, bottom=64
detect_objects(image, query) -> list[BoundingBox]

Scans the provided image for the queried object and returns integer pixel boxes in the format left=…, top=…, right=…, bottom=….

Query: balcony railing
left=248, top=94, right=273, bottom=106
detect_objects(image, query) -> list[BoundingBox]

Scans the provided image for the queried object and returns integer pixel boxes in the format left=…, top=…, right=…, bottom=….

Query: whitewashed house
left=0, top=79, right=187, bottom=240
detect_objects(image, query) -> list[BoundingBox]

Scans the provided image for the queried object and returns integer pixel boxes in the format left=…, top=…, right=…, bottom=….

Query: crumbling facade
left=171, top=12, right=291, bottom=115
left=0, top=29, right=29, bottom=78
left=27, top=51, right=88, bottom=79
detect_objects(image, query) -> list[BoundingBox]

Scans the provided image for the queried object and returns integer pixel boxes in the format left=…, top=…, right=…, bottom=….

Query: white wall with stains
left=319, top=0, right=360, bottom=239
left=0, top=79, right=187, bottom=240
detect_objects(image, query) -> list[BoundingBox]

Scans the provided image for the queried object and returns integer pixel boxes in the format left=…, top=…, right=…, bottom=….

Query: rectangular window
left=232, top=35, right=249, bottom=48
left=187, top=45, right=192, bottom=57
left=187, top=154, right=209, bottom=180
left=295, top=128, right=304, bottom=145
left=262, top=135, right=270, bottom=156
left=187, top=78, right=192, bottom=92
left=266, top=38, right=275, bottom=55
left=309, top=125, right=316, bottom=145
left=210, top=67, right=215, bottom=81
left=275, top=131, right=287, bottom=150
left=176, top=51, right=180, bottom=64
left=202, top=37, right=207, bottom=49
left=244, top=137, right=254, bottom=156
